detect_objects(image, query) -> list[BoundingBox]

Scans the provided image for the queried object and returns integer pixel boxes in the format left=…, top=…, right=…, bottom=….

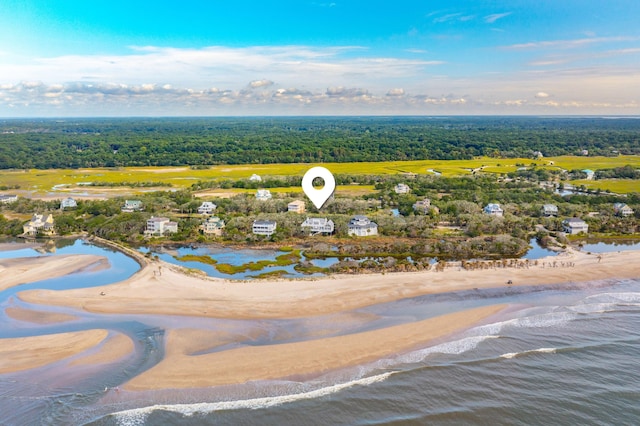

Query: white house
left=256, top=189, right=272, bottom=201
left=484, top=203, right=504, bottom=216
left=23, top=214, right=55, bottom=236
left=542, top=204, right=558, bottom=217
left=252, top=219, right=277, bottom=236
left=197, top=201, right=217, bottom=215
left=288, top=200, right=306, bottom=214
left=348, top=215, right=378, bottom=237
left=200, top=216, right=225, bottom=236
left=394, top=183, right=411, bottom=194
left=60, top=197, right=77, bottom=210
left=122, top=200, right=143, bottom=212
left=301, top=217, right=335, bottom=235
left=249, top=174, right=262, bottom=182
left=0, top=194, right=18, bottom=204
left=562, top=218, right=589, bottom=235
left=413, top=198, right=431, bottom=214
left=145, top=217, right=178, bottom=236
left=613, top=203, right=634, bottom=217
left=582, top=169, right=595, bottom=180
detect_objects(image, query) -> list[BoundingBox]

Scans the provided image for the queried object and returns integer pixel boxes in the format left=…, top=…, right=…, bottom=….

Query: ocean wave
left=392, top=335, right=500, bottom=365
left=568, top=302, right=640, bottom=314
left=111, top=372, right=394, bottom=425
left=469, top=310, right=577, bottom=336
left=583, top=292, right=640, bottom=304
left=500, top=347, right=557, bottom=359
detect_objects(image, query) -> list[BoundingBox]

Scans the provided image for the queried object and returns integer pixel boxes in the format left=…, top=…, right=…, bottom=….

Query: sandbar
left=5, top=306, right=77, bottom=324
left=71, top=332, right=135, bottom=366
left=124, top=304, right=504, bottom=390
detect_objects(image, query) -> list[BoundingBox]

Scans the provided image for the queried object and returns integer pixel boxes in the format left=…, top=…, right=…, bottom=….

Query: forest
left=1, top=116, right=639, bottom=169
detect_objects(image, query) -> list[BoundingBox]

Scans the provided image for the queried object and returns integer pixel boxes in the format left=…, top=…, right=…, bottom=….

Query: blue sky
left=1, top=0, right=639, bottom=116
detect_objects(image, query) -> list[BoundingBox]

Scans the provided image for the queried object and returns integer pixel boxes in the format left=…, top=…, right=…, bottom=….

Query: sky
left=1, top=0, right=639, bottom=116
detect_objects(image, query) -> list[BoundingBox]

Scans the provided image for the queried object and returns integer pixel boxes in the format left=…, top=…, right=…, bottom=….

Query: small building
left=256, top=189, right=272, bottom=201
left=23, top=214, right=55, bottom=236
left=613, top=203, right=634, bottom=217
left=542, top=204, right=558, bottom=217
left=348, top=215, right=378, bottom=237
left=200, top=216, right=225, bottom=236
left=252, top=219, right=277, bottom=236
left=533, top=151, right=544, bottom=159
left=562, top=218, right=589, bottom=235
left=301, top=217, right=335, bottom=235
left=288, top=200, right=306, bottom=214
left=197, top=201, right=217, bottom=215
left=413, top=198, right=431, bottom=214
left=394, top=183, right=411, bottom=194
left=581, top=149, right=589, bottom=156
left=249, top=174, right=262, bottom=182
left=145, top=217, right=178, bottom=236
left=122, top=200, right=143, bottom=212
left=0, top=194, right=18, bottom=204
left=582, top=169, right=595, bottom=180
left=60, top=197, right=77, bottom=210
left=484, top=203, right=504, bottom=217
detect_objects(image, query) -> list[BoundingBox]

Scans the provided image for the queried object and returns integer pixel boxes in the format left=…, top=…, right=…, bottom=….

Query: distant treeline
left=1, top=116, right=639, bottom=169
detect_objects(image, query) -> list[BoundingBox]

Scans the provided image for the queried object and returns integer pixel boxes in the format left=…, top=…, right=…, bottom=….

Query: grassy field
left=569, top=179, right=640, bottom=194
left=1, top=156, right=638, bottom=196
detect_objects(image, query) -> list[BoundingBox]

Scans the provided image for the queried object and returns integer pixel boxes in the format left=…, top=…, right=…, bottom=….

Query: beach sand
left=124, top=305, right=505, bottom=390
left=5, top=306, right=77, bottom=324
left=71, top=332, right=135, bottom=366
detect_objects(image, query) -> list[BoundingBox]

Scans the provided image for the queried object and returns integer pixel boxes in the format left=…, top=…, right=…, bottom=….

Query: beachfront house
left=484, top=203, right=504, bottom=217
left=347, top=215, right=378, bottom=237
left=613, top=203, right=634, bottom=217
left=249, top=174, right=262, bottom=182
left=0, top=194, right=18, bottom=204
left=562, top=218, right=589, bottom=235
left=122, top=199, right=143, bottom=212
left=23, top=214, right=55, bottom=236
left=145, top=217, right=178, bottom=236
left=542, top=204, right=558, bottom=217
left=288, top=200, right=306, bottom=214
left=394, top=183, right=411, bottom=194
left=252, top=219, right=277, bottom=237
left=301, top=217, right=335, bottom=235
left=60, top=197, right=77, bottom=210
left=256, top=189, right=272, bottom=201
left=200, top=216, right=225, bottom=236
left=413, top=198, right=431, bottom=214
left=197, top=201, right=217, bottom=215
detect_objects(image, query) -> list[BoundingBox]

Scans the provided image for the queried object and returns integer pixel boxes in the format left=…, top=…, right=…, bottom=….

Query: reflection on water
left=579, top=240, right=640, bottom=253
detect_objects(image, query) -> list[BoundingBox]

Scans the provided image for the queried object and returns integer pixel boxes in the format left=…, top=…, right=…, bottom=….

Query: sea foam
left=500, top=347, right=557, bottom=359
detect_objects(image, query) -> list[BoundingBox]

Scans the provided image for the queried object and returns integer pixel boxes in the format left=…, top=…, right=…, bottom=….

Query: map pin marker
left=302, top=166, right=336, bottom=209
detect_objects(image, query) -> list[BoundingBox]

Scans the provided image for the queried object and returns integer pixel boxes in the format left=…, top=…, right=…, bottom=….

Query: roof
left=564, top=217, right=587, bottom=224
left=253, top=219, right=276, bottom=225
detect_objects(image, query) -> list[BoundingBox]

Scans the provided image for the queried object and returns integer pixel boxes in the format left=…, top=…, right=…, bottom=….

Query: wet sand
left=71, top=332, right=135, bottom=366
left=5, top=306, right=77, bottom=324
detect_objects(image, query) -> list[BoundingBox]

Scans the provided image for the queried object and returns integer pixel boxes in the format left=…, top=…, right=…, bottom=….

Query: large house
left=0, top=194, right=18, bottom=204
left=122, top=200, right=143, bottom=212
left=288, top=200, right=306, bottom=214
left=413, top=198, right=431, bottom=214
left=484, top=203, right=504, bottom=216
left=252, top=219, right=277, bottom=236
left=542, top=204, right=558, bottom=217
left=613, top=203, right=634, bottom=217
left=200, top=216, right=225, bottom=236
left=348, top=215, right=378, bottom=237
left=249, top=174, right=262, bottom=182
left=23, top=214, right=55, bottom=236
left=60, top=197, right=77, bottom=210
left=197, top=201, right=217, bottom=215
left=394, top=183, right=411, bottom=194
left=145, top=217, right=178, bottom=236
left=582, top=169, right=595, bottom=180
left=256, top=189, right=272, bottom=201
left=301, top=217, right=334, bottom=235
left=562, top=218, right=589, bottom=235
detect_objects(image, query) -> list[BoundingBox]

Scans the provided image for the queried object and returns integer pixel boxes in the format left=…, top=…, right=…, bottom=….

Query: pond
left=521, top=238, right=559, bottom=260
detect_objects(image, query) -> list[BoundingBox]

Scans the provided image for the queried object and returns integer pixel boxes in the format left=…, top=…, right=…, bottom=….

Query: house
left=394, top=183, right=411, bottom=194
left=197, top=201, right=217, bottom=215
left=145, top=217, right=178, bottom=236
left=288, top=200, right=306, bottom=214
left=249, top=174, right=262, bottom=182
left=613, top=203, right=634, bottom=217
left=542, top=204, right=558, bottom=217
left=348, top=215, right=378, bottom=237
left=582, top=169, right=595, bottom=180
left=256, top=189, right=272, bottom=201
left=122, top=200, right=143, bottom=212
left=533, top=151, right=544, bottom=159
left=413, top=198, right=431, bottom=214
left=562, top=218, right=589, bottom=235
left=301, top=217, right=335, bottom=235
left=581, top=149, right=589, bottom=156
left=200, top=216, right=225, bottom=236
left=60, top=197, right=77, bottom=210
left=23, top=214, right=55, bottom=236
left=252, top=219, right=277, bottom=236
left=0, top=194, right=18, bottom=204
left=484, top=203, right=504, bottom=216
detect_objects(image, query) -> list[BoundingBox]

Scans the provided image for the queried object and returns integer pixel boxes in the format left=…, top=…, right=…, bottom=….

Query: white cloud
left=386, top=88, right=405, bottom=97
left=484, top=12, right=511, bottom=24
left=503, top=36, right=639, bottom=50
left=535, top=92, right=550, bottom=98
left=249, top=79, right=274, bottom=89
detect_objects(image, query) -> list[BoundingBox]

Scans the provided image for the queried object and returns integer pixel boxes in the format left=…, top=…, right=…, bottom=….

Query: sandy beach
left=5, top=306, right=77, bottom=324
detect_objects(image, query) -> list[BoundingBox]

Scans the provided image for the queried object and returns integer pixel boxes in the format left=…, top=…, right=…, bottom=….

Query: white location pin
left=302, top=166, right=336, bottom=209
